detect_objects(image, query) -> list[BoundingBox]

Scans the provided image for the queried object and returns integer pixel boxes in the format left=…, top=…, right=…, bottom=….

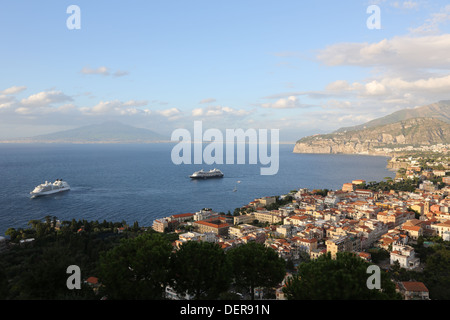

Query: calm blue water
left=0, top=143, right=395, bottom=236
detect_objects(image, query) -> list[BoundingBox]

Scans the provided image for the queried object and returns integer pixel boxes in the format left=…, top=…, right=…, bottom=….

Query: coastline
left=0, top=146, right=407, bottom=237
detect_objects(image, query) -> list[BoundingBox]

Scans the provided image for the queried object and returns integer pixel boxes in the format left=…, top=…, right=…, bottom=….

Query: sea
left=0, top=143, right=395, bottom=236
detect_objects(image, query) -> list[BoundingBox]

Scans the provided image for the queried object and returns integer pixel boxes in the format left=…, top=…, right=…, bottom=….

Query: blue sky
left=1, top=0, right=450, bottom=141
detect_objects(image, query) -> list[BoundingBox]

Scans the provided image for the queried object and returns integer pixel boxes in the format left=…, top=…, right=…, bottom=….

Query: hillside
left=294, top=117, right=450, bottom=155
left=6, top=122, right=168, bottom=143
left=334, top=100, right=450, bottom=133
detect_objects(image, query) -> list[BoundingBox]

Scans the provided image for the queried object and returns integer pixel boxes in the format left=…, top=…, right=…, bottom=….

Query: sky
left=1, top=0, right=450, bottom=142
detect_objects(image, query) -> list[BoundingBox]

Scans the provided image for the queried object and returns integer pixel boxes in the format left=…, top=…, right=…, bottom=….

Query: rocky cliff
left=293, top=117, right=450, bottom=155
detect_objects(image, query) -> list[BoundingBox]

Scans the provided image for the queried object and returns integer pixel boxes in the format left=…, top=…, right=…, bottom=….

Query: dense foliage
left=227, top=242, right=286, bottom=300
left=1, top=218, right=129, bottom=299
left=363, top=178, right=420, bottom=192
left=169, top=241, right=231, bottom=300
left=283, top=252, right=401, bottom=300
left=98, top=233, right=173, bottom=299
left=2, top=215, right=450, bottom=300
left=0, top=218, right=286, bottom=300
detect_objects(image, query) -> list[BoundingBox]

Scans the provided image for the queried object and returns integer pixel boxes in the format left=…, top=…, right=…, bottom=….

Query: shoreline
left=0, top=151, right=399, bottom=237
left=8, top=145, right=439, bottom=238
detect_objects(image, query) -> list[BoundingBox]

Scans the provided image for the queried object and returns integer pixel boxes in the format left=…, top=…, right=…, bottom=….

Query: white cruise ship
left=30, top=179, right=70, bottom=198
left=190, top=168, right=224, bottom=179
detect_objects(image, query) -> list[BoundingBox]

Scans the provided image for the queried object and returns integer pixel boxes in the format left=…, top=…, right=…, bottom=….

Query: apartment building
left=152, top=218, right=169, bottom=233
left=233, top=213, right=256, bottom=225
left=292, top=237, right=318, bottom=254
left=326, top=236, right=354, bottom=259
left=254, top=210, right=283, bottom=224
left=193, top=217, right=231, bottom=236
left=431, top=220, right=450, bottom=240
left=256, top=196, right=277, bottom=207
left=229, top=223, right=264, bottom=238
left=390, top=242, right=420, bottom=270
left=284, top=214, right=310, bottom=226
left=377, top=210, right=415, bottom=228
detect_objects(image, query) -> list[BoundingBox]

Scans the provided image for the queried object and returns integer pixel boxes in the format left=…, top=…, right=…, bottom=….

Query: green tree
left=283, top=252, right=401, bottom=300
left=227, top=242, right=285, bottom=300
left=0, top=266, right=8, bottom=299
left=170, top=241, right=231, bottom=300
left=9, top=244, right=93, bottom=299
left=98, top=233, right=172, bottom=299
left=5, top=228, right=19, bottom=242
left=421, top=244, right=450, bottom=299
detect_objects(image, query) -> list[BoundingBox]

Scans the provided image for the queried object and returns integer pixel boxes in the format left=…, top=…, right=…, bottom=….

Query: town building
left=193, top=216, right=231, bottom=236
left=390, top=242, right=420, bottom=270
left=233, top=213, right=256, bottom=225
left=171, top=213, right=195, bottom=223
left=326, top=236, right=354, bottom=259
left=253, top=210, right=284, bottom=224
left=396, top=281, right=430, bottom=300
left=152, top=218, right=169, bottom=233
left=342, top=183, right=355, bottom=192
left=430, top=220, right=450, bottom=240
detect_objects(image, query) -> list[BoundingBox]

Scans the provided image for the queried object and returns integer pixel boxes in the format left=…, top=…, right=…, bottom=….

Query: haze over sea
left=0, top=143, right=395, bottom=236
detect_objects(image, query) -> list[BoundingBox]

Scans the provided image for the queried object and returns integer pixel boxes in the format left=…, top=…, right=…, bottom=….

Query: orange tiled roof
left=401, top=281, right=429, bottom=292
left=196, top=220, right=230, bottom=228
left=172, top=213, right=194, bottom=218
left=86, top=277, right=98, bottom=284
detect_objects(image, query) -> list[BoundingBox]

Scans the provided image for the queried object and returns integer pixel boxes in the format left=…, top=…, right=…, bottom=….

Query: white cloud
left=56, top=104, right=78, bottom=113
left=78, top=99, right=185, bottom=121
left=81, top=66, right=130, bottom=77
left=0, top=94, right=16, bottom=109
left=191, top=108, right=204, bottom=117
left=317, top=34, right=450, bottom=74
left=320, top=74, right=450, bottom=102
left=199, top=98, right=217, bottom=104
left=81, top=99, right=148, bottom=115
left=1, top=86, right=27, bottom=95
left=409, top=5, right=450, bottom=35
left=402, top=1, right=419, bottom=9
left=325, top=80, right=352, bottom=92
left=81, top=66, right=110, bottom=76
left=364, top=80, right=387, bottom=96
left=155, top=107, right=183, bottom=119
left=191, top=105, right=251, bottom=117
left=261, top=96, right=313, bottom=109
left=391, top=1, right=419, bottom=10
left=122, top=100, right=148, bottom=107
left=15, top=107, right=34, bottom=115
left=20, top=90, right=73, bottom=108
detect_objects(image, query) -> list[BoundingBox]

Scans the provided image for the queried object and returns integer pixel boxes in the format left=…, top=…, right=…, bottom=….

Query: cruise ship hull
left=189, top=169, right=224, bottom=179
left=30, top=188, right=70, bottom=198
left=190, top=174, right=223, bottom=179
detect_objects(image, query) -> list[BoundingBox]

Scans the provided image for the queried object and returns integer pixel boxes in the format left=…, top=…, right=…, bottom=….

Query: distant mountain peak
left=11, top=122, right=168, bottom=143
left=334, top=100, right=450, bottom=134
left=294, top=100, right=450, bottom=155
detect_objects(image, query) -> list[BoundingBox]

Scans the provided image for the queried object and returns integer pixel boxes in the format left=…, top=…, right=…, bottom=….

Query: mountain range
left=2, top=122, right=168, bottom=143
left=294, top=100, right=450, bottom=155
